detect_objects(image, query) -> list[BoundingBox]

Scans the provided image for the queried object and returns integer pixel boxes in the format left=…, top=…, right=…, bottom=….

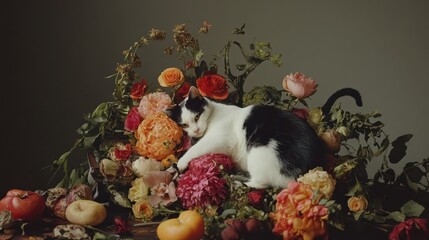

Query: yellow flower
left=128, top=177, right=149, bottom=202
left=135, top=112, right=183, bottom=160
left=161, top=154, right=178, bottom=168
left=297, top=167, right=336, bottom=199
left=132, top=199, right=154, bottom=221
left=307, top=108, right=324, bottom=129
left=347, top=195, right=368, bottom=212
left=158, top=67, right=185, bottom=87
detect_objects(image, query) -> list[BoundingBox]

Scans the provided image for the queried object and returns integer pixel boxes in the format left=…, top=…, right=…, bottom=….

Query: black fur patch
left=243, top=105, right=322, bottom=177
left=166, top=105, right=182, bottom=124
left=185, top=96, right=207, bottom=113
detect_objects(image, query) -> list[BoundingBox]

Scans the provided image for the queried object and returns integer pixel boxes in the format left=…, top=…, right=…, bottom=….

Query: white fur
left=177, top=99, right=293, bottom=188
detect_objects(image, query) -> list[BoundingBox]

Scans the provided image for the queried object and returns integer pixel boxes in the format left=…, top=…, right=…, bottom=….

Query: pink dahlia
left=138, top=92, right=172, bottom=119
left=188, top=153, right=235, bottom=173
left=176, top=164, right=228, bottom=209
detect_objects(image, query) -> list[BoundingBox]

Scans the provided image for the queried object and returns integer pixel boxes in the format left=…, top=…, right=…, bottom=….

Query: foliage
left=49, top=22, right=428, bottom=239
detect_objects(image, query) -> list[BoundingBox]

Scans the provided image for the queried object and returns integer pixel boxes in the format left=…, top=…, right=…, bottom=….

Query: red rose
left=174, top=82, right=191, bottom=103
left=124, top=107, right=142, bottom=131
left=389, top=218, right=429, bottom=240
left=113, top=216, right=131, bottom=235
left=130, top=79, right=147, bottom=101
left=247, top=190, right=265, bottom=208
left=196, top=74, right=228, bottom=100
left=291, top=108, right=309, bottom=120
left=114, top=143, right=132, bottom=161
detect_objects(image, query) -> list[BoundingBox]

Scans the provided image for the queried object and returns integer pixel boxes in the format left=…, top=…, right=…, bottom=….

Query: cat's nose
left=193, top=128, right=200, bottom=134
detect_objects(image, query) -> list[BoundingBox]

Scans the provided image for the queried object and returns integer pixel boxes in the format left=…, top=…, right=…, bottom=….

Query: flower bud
left=347, top=195, right=368, bottom=212
left=320, top=129, right=341, bottom=153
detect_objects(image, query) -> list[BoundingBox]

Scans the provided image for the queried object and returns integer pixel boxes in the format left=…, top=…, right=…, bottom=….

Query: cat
left=166, top=86, right=362, bottom=189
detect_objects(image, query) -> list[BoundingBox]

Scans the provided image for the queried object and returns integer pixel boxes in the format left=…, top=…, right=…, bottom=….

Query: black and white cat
left=167, top=86, right=361, bottom=189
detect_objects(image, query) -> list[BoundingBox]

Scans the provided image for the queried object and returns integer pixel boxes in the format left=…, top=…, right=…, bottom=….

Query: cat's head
left=166, top=86, right=212, bottom=138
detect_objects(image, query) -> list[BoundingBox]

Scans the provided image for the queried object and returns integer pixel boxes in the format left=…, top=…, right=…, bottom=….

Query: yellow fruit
left=65, top=200, right=107, bottom=226
left=157, top=210, right=205, bottom=240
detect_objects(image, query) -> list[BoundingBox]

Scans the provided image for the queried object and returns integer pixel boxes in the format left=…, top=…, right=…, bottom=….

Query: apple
left=157, top=210, right=205, bottom=240
left=65, top=200, right=107, bottom=226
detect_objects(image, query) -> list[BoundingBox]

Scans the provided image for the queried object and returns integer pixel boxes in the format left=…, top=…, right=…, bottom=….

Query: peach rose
left=135, top=112, right=183, bottom=160
left=132, top=199, right=154, bottom=220
left=283, top=72, right=317, bottom=99
left=320, top=129, right=341, bottom=153
left=297, top=167, right=336, bottom=199
left=138, top=92, right=172, bottom=119
left=158, top=67, right=185, bottom=87
left=347, top=195, right=368, bottom=212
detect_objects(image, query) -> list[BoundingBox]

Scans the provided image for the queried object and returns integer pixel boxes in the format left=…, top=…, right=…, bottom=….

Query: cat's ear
left=188, top=86, right=202, bottom=100
left=164, top=107, right=173, bottom=117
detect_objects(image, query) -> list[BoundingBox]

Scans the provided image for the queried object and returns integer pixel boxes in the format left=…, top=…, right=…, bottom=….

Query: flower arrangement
left=2, top=22, right=428, bottom=239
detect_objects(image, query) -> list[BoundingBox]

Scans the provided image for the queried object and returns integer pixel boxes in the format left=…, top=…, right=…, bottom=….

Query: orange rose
left=135, top=112, right=183, bottom=160
left=319, top=129, right=341, bottom=153
left=347, top=195, right=368, bottom=212
left=158, top=67, right=185, bottom=87
left=132, top=199, right=154, bottom=220
left=196, top=74, right=228, bottom=100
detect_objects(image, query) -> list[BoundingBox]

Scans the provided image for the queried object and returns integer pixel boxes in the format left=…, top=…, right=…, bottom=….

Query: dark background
left=2, top=0, right=429, bottom=196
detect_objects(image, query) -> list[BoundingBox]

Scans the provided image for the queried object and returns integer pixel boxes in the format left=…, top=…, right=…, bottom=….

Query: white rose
left=132, top=157, right=163, bottom=177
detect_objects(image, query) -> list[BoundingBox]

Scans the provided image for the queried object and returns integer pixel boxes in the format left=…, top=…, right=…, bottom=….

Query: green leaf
left=400, top=200, right=425, bottom=217
left=345, top=181, right=363, bottom=197
left=354, top=210, right=364, bottom=221
left=374, top=137, right=389, bottom=157
left=334, top=159, right=358, bottom=179
left=220, top=209, right=237, bottom=219
left=405, top=174, right=419, bottom=192
left=383, top=168, right=396, bottom=183
left=386, top=211, right=406, bottom=222
left=83, top=134, right=101, bottom=150
left=404, top=165, right=425, bottom=183
left=236, top=64, right=246, bottom=71
left=389, top=134, right=413, bottom=164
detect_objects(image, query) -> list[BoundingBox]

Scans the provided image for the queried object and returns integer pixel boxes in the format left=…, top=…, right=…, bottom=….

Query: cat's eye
left=194, top=113, right=201, bottom=122
left=181, top=123, right=189, bottom=128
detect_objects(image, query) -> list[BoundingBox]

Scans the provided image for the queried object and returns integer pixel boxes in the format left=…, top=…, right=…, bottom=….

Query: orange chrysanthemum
left=134, top=112, right=183, bottom=160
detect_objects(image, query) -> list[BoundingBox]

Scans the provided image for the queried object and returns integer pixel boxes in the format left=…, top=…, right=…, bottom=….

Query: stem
left=134, top=222, right=162, bottom=227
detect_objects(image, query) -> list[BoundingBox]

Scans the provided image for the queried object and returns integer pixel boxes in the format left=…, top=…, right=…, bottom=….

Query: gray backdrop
left=2, top=0, right=428, bottom=196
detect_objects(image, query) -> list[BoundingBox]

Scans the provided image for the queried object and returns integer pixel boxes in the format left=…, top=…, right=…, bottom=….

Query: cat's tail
left=321, top=88, right=362, bottom=116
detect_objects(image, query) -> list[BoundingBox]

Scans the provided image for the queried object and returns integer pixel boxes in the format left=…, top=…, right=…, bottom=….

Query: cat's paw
left=244, top=180, right=266, bottom=189
left=177, top=160, right=188, bottom=172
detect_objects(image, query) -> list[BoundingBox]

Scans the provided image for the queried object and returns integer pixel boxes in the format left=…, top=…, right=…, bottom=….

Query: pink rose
left=247, top=190, right=265, bottom=208
left=389, top=218, right=429, bottom=240
left=124, top=107, right=142, bottom=131
left=282, top=72, right=317, bottom=98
